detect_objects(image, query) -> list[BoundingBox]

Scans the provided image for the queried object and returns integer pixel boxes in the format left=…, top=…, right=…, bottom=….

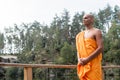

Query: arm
left=81, top=29, right=103, bottom=65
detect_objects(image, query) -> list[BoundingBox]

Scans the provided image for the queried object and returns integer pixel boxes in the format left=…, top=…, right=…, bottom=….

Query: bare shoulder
left=94, top=28, right=102, bottom=35
left=93, top=28, right=102, bottom=40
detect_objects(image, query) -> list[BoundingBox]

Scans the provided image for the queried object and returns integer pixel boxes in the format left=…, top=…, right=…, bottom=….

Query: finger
left=79, top=61, right=84, bottom=65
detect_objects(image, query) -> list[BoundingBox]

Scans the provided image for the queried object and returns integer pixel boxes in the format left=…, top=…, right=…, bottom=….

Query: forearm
left=80, top=47, right=103, bottom=66
left=87, top=47, right=103, bottom=62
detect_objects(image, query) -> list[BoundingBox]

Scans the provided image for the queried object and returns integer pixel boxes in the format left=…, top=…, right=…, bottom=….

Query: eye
left=84, top=17, right=88, bottom=19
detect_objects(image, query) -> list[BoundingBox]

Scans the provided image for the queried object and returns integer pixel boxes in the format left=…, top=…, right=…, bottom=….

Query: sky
left=0, top=0, right=119, bottom=32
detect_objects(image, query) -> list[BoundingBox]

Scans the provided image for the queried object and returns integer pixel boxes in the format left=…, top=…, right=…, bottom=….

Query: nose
left=83, top=19, right=86, bottom=22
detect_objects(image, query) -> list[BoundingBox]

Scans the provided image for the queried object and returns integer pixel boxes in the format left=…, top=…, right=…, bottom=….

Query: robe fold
left=76, top=31, right=102, bottom=80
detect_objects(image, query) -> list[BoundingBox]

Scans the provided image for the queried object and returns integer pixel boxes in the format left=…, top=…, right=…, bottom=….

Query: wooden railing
left=0, top=62, right=120, bottom=80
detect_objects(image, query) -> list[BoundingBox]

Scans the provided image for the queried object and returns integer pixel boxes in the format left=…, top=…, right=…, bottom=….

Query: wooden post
left=24, top=67, right=32, bottom=80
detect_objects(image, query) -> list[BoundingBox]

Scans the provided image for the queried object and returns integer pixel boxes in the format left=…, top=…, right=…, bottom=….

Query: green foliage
left=104, top=50, right=120, bottom=64
left=17, top=68, right=23, bottom=77
left=103, top=20, right=120, bottom=65
left=6, top=67, right=18, bottom=77
left=34, top=68, right=47, bottom=79
left=59, top=42, right=75, bottom=64
left=71, top=12, right=84, bottom=41
left=0, top=32, right=4, bottom=54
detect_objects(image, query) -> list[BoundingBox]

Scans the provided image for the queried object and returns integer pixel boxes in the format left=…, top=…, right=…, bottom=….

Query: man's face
left=83, top=14, right=93, bottom=26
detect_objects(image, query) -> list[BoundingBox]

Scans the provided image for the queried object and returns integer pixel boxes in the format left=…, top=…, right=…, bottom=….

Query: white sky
left=0, top=0, right=119, bottom=32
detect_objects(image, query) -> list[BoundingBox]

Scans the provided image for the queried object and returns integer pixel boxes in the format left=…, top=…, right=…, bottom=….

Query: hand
left=78, top=58, right=84, bottom=65
left=80, top=58, right=89, bottom=65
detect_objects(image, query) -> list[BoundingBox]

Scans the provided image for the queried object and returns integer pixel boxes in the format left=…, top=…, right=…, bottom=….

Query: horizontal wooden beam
left=0, top=62, right=76, bottom=68
left=0, top=62, right=120, bottom=68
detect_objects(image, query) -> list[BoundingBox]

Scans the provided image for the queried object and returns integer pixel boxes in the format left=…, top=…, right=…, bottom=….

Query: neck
left=85, top=25, right=93, bottom=30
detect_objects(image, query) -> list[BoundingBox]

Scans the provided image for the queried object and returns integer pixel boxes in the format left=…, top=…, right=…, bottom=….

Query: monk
left=76, top=14, right=103, bottom=80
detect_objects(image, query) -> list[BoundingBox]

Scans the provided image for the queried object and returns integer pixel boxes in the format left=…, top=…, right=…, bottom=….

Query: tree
left=0, top=32, right=4, bottom=54
left=113, top=5, right=120, bottom=23
left=104, top=21, right=120, bottom=65
left=57, top=42, right=75, bottom=64
left=70, top=12, right=85, bottom=44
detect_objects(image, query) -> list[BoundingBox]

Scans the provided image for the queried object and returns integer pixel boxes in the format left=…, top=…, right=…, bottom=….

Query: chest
left=84, top=31, right=95, bottom=39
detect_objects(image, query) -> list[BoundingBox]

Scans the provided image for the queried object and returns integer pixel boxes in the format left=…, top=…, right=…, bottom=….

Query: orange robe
left=76, top=31, right=102, bottom=80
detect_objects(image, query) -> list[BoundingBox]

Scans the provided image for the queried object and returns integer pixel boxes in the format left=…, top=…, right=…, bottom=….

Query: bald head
left=83, top=14, right=94, bottom=25
left=87, top=14, right=94, bottom=18
left=84, top=14, right=94, bottom=20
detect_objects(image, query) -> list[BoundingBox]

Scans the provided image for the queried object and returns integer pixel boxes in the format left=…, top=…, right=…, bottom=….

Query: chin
left=83, top=24, right=88, bottom=25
